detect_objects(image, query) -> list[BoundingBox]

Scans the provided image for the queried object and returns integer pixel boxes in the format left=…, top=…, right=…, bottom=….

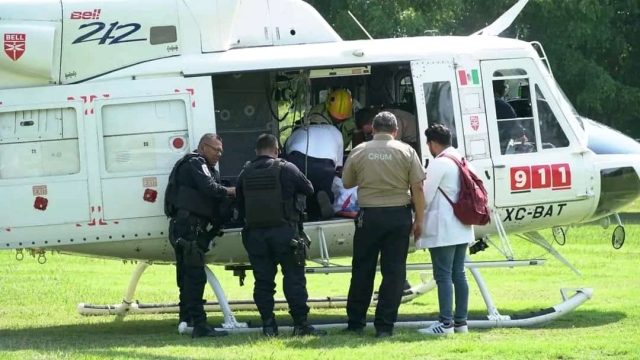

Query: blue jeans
left=428, top=244, right=469, bottom=324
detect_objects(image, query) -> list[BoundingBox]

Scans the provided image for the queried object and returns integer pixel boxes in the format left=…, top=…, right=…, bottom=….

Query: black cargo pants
left=169, top=218, right=210, bottom=328
left=346, top=205, right=413, bottom=332
left=241, top=224, right=310, bottom=324
left=287, top=151, right=336, bottom=220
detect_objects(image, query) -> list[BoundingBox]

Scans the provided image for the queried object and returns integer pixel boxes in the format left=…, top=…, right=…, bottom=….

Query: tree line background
left=304, top=0, right=640, bottom=137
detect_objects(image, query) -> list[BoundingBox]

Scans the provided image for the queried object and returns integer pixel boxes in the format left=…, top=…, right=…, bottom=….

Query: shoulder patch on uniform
left=202, top=164, right=211, bottom=177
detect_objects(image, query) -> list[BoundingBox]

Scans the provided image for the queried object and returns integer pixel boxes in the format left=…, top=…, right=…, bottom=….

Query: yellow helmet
left=326, top=89, right=352, bottom=121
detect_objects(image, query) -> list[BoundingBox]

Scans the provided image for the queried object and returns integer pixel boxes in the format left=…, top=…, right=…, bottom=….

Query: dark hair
left=355, top=107, right=378, bottom=129
left=493, top=79, right=506, bottom=96
left=256, top=133, right=278, bottom=152
left=372, top=111, right=398, bottom=134
left=424, top=123, right=452, bottom=146
left=199, top=133, right=222, bottom=146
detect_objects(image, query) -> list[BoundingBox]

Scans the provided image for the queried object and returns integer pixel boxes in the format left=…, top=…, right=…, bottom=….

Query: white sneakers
left=418, top=321, right=468, bottom=335
left=454, top=322, right=468, bottom=333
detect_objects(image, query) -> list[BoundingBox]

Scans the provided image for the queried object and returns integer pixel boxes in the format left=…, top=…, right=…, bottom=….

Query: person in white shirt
left=415, top=123, right=475, bottom=335
left=285, top=114, right=344, bottom=220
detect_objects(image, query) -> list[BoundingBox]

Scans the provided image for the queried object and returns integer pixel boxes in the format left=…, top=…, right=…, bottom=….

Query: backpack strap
left=435, top=152, right=464, bottom=206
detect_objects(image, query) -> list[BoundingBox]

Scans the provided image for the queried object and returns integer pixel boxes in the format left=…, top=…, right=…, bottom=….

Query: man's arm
left=410, top=180, right=425, bottom=240
left=286, top=163, right=314, bottom=196
left=408, top=149, right=427, bottom=240
left=187, top=157, right=228, bottom=200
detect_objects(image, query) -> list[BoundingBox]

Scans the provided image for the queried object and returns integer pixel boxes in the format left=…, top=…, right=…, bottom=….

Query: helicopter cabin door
left=411, top=59, right=465, bottom=163
left=410, top=59, right=495, bottom=204
left=480, top=58, right=588, bottom=212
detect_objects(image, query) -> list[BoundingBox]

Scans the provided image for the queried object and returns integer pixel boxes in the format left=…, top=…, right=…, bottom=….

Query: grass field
left=0, top=224, right=638, bottom=360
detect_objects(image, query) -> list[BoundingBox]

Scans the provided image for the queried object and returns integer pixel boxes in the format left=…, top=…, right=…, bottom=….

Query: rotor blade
left=471, top=0, right=530, bottom=37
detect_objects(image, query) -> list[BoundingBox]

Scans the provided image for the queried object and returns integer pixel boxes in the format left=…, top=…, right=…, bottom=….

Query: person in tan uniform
left=341, top=111, right=426, bottom=338
left=354, top=106, right=418, bottom=150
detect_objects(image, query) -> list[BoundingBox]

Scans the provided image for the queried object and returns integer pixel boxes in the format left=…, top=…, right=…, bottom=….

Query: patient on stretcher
left=332, top=176, right=359, bottom=218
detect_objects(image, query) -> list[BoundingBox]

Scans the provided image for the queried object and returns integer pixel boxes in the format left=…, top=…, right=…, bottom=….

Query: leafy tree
left=304, top=0, right=640, bottom=136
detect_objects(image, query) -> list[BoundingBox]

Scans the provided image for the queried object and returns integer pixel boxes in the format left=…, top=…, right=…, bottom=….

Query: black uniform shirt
left=495, top=98, right=517, bottom=120
left=236, top=155, right=314, bottom=220
left=177, top=153, right=228, bottom=201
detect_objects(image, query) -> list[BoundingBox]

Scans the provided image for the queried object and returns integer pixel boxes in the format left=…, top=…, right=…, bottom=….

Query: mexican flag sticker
left=458, top=69, right=480, bottom=86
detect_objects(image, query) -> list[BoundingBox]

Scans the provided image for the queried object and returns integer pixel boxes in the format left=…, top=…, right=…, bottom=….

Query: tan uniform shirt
left=387, top=108, right=418, bottom=144
left=342, top=134, right=426, bottom=207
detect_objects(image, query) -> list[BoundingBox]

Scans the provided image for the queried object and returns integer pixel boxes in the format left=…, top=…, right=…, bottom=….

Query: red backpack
left=437, top=153, right=491, bottom=226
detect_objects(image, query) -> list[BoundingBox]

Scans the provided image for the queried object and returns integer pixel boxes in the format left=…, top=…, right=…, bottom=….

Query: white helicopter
left=1, top=0, right=638, bottom=334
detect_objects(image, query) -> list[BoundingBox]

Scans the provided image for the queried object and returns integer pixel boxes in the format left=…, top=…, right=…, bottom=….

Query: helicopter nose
left=580, top=116, right=640, bottom=220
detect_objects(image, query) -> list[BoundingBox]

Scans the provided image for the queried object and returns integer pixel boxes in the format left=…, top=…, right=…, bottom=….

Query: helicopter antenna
left=348, top=10, right=373, bottom=40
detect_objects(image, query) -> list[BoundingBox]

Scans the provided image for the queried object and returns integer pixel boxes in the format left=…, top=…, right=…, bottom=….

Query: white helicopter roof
left=0, top=0, right=536, bottom=89
left=100, top=35, right=537, bottom=82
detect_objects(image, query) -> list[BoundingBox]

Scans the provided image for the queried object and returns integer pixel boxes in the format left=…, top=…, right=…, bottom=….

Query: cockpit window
left=493, top=69, right=528, bottom=77
left=492, top=71, right=537, bottom=155
left=491, top=68, right=572, bottom=155
left=535, top=84, right=570, bottom=150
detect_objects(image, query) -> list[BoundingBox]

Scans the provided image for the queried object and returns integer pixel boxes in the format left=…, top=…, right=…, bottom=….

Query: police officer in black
left=164, top=133, right=234, bottom=338
left=236, top=134, right=327, bottom=337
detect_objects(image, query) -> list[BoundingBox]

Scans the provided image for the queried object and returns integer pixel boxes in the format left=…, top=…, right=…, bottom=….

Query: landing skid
left=77, top=256, right=592, bottom=334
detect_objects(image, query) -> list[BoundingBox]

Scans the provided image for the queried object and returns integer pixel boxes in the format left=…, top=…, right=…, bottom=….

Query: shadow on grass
left=0, top=308, right=626, bottom=354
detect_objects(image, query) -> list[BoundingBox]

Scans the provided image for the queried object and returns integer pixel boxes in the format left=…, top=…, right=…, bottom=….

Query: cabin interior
left=210, top=61, right=420, bottom=225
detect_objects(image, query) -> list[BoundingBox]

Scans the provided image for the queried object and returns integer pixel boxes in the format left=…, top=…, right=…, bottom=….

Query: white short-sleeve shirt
left=285, top=125, right=344, bottom=166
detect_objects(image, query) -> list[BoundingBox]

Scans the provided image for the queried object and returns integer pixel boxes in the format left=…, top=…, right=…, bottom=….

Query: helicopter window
left=399, top=76, right=414, bottom=105
left=492, top=73, right=538, bottom=155
left=150, top=26, right=178, bottom=45
left=535, top=84, right=570, bottom=150
left=493, top=69, right=528, bottom=77
left=423, top=81, right=457, bottom=148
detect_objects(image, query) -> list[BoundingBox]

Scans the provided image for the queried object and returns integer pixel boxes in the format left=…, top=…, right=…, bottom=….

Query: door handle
left=493, top=164, right=506, bottom=169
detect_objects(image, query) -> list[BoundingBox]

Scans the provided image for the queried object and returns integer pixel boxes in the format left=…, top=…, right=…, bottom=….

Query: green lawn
left=0, top=224, right=638, bottom=359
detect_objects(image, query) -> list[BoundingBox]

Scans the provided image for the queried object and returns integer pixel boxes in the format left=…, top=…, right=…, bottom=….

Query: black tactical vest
left=242, top=158, right=296, bottom=229
left=164, top=152, right=217, bottom=220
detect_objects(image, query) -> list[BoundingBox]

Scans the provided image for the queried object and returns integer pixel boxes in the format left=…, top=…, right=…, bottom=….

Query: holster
left=290, top=229, right=311, bottom=267
left=177, top=237, right=206, bottom=267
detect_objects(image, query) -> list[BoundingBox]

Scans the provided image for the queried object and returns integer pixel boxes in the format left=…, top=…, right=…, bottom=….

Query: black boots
left=192, top=324, right=229, bottom=338
left=262, top=318, right=279, bottom=337
left=292, top=321, right=327, bottom=337
left=262, top=316, right=327, bottom=337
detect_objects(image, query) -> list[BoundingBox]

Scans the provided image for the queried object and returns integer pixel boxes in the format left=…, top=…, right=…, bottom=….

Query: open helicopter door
left=411, top=58, right=495, bottom=198
left=480, top=58, right=589, bottom=215
left=0, top=76, right=213, bottom=248
left=93, top=77, right=213, bottom=222
left=411, top=60, right=465, bottom=159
